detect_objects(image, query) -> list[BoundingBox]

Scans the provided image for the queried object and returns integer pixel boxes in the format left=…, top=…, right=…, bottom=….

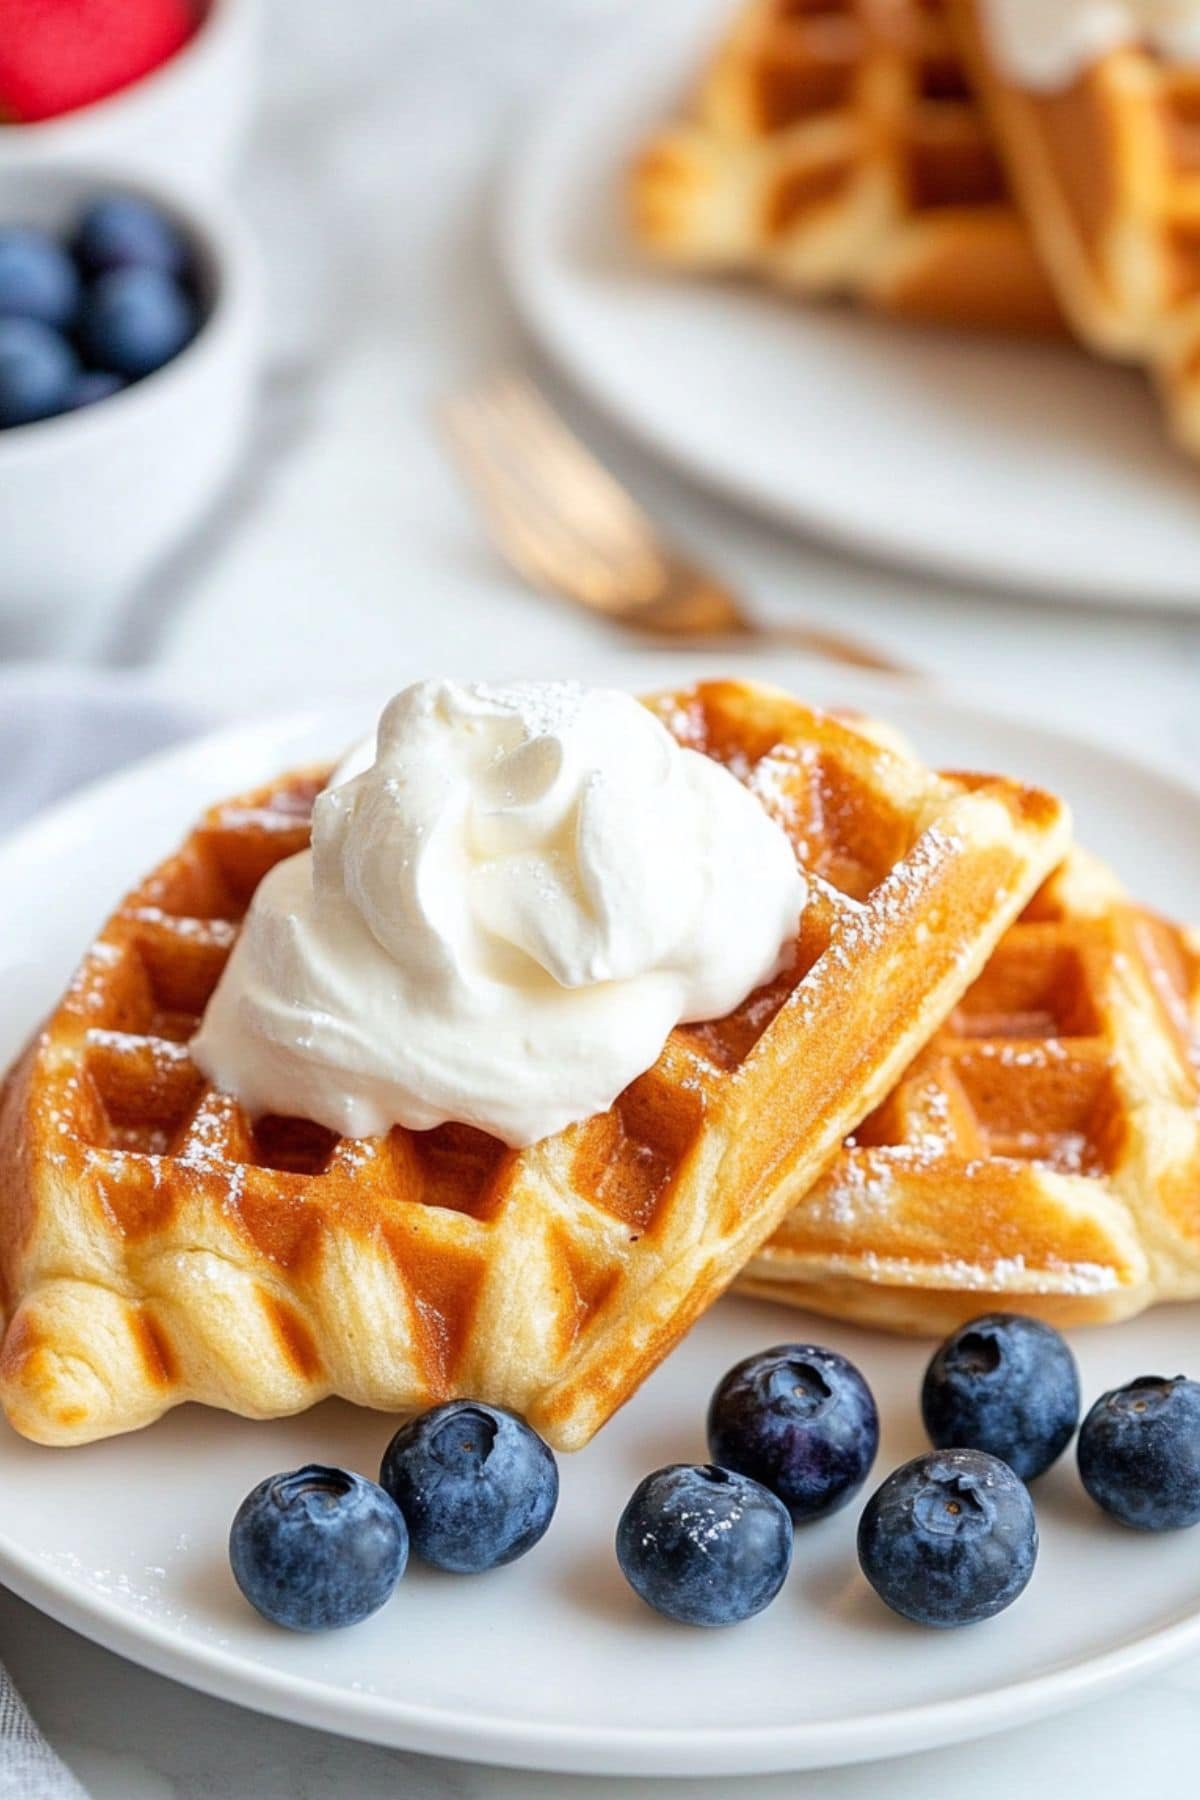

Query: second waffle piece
left=948, top=0, right=1200, bottom=451
left=629, top=0, right=1065, bottom=333
left=744, top=848, right=1200, bottom=1331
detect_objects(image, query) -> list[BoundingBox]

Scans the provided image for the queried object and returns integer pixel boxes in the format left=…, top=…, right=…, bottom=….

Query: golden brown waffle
left=948, top=0, right=1200, bottom=448
left=0, top=680, right=1069, bottom=1448
left=742, top=847, right=1200, bottom=1332
left=629, top=0, right=1065, bottom=333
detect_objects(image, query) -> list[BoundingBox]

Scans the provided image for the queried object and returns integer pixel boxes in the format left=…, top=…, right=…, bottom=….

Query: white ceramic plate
left=502, top=0, right=1200, bottom=608
left=3, top=657, right=1200, bottom=1778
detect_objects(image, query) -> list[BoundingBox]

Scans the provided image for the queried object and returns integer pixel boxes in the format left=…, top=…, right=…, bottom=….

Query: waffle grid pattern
left=949, top=0, right=1200, bottom=447
left=630, top=0, right=1063, bottom=331
left=743, top=849, right=1200, bottom=1331
left=0, top=682, right=1068, bottom=1447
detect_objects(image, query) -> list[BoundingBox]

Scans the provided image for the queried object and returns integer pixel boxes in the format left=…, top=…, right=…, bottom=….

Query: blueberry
left=77, top=267, right=197, bottom=380
left=229, top=1464, right=408, bottom=1632
left=922, top=1313, right=1080, bottom=1481
left=616, top=1464, right=793, bottom=1627
left=65, top=369, right=126, bottom=411
left=72, top=194, right=190, bottom=278
left=1077, top=1375, right=1200, bottom=1531
left=707, top=1343, right=879, bottom=1522
left=380, top=1401, right=558, bottom=1573
left=858, top=1449, right=1038, bottom=1628
left=0, top=317, right=78, bottom=427
left=0, top=226, right=80, bottom=328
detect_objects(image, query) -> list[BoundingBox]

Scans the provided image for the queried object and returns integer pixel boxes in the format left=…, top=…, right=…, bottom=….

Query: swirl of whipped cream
left=191, top=679, right=806, bottom=1147
left=981, top=0, right=1200, bottom=90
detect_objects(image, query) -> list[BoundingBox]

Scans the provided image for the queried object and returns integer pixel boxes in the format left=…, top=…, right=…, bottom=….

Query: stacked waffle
left=630, top=0, right=1200, bottom=456
left=2, top=676, right=1197, bottom=1455
left=744, top=845, right=1200, bottom=1331
left=0, top=679, right=1071, bottom=1449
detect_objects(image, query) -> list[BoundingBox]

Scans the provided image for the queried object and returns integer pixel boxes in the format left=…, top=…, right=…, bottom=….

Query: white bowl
left=0, top=0, right=257, bottom=194
left=0, top=166, right=261, bottom=621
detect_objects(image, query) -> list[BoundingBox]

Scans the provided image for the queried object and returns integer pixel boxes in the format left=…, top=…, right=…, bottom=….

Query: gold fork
left=440, top=374, right=913, bottom=676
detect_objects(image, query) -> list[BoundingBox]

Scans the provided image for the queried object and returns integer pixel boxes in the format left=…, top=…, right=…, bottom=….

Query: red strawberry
left=0, top=0, right=197, bottom=123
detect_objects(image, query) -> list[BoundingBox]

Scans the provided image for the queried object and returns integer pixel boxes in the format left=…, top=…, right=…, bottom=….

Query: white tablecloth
left=8, top=2, right=1200, bottom=1793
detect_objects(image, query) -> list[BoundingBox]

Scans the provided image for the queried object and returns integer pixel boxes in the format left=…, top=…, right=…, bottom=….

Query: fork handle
left=749, top=624, right=919, bottom=677
left=640, top=623, right=919, bottom=678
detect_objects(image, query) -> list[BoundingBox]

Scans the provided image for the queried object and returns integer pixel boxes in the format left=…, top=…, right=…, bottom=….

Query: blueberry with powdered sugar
left=616, top=1464, right=792, bottom=1627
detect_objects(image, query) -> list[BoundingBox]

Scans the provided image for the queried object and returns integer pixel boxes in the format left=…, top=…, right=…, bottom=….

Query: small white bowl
left=0, top=166, right=262, bottom=621
left=0, top=0, right=257, bottom=194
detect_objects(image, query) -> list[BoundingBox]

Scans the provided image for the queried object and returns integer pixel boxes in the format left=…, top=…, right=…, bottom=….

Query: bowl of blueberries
left=0, top=164, right=260, bottom=616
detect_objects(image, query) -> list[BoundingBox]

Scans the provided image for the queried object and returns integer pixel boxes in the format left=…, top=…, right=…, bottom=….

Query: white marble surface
left=8, top=0, right=1200, bottom=1792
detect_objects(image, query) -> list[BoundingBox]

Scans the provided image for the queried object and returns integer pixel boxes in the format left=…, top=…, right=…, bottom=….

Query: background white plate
left=503, top=0, right=1200, bottom=609
left=3, top=657, right=1200, bottom=1777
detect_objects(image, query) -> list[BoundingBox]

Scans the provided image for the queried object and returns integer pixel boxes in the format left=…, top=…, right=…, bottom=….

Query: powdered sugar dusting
left=970, top=1038, right=1070, bottom=1069
left=125, top=906, right=236, bottom=948
left=806, top=1241, right=1121, bottom=1296
left=793, top=826, right=967, bottom=1008
left=86, top=1028, right=192, bottom=1066
left=745, top=742, right=817, bottom=833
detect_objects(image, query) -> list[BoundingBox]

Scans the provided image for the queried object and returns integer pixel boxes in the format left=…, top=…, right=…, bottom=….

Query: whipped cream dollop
left=191, top=679, right=805, bottom=1147
left=982, top=0, right=1200, bottom=89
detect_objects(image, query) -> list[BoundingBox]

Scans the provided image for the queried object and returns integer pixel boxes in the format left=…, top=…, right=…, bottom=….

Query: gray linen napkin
left=0, top=666, right=203, bottom=837
left=0, top=666, right=205, bottom=1799
left=0, top=1672, right=88, bottom=1800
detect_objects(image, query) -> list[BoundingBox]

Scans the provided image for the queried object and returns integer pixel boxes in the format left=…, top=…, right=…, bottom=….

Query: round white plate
left=3, top=657, right=1200, bottom=1778
left=503, top=0, right=1200, bottom=608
